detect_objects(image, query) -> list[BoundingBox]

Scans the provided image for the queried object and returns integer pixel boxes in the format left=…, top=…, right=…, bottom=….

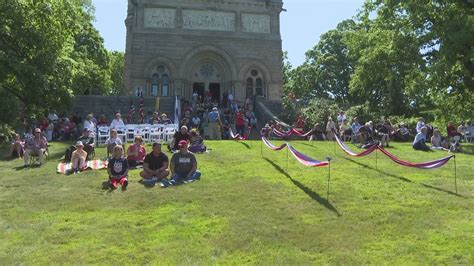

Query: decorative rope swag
left=229, top=127, right=251, bottom=141
left=261, top=137, right=333, bottom=199
left=272, top=128, right=314, bottom=138
left=334, top=134, right=458, bottom=192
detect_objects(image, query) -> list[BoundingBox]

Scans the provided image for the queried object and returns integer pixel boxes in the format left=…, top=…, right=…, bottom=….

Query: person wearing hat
left=208, top=107, right=222, bottom=140
left=140, top=142, right=169, bottom=185
left=83, top=113, right=96, bottom=131
left=23, top=128, right=48, bottom=167
left=162, top=140, right=200, bottom=187
left=110, top=113, right=125, bottom=129
left=64, top=128, right=95, bottom=162
left=170, top=126, right=190, bottom=151
left=70, top=141, right=88, bottom=174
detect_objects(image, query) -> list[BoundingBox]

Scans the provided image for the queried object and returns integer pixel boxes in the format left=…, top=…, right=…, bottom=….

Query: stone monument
left=124, top=0, right=284, bottom=104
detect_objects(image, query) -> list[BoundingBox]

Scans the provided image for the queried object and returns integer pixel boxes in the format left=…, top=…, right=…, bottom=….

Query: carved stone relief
left=182, top=10, right=235, bottom=32
left=144, top=8, right=176, bottom=28
left=242, top=13, right=271, bottom=34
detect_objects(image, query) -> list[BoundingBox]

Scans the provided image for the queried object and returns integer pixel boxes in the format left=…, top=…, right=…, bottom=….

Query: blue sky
left=92, top=0, right=365, bottom=66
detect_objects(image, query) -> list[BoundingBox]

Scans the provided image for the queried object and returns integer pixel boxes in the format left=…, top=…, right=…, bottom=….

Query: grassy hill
left=0, top=140, right=473, bottom=264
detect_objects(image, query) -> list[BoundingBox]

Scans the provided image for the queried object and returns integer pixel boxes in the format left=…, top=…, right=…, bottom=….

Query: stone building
left=124, top=0, right=284, bottom=104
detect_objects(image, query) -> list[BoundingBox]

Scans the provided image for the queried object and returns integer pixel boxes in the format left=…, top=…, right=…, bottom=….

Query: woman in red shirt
left=127, top=136, right=146, bottom=168
left=235, top=109, right=246, bottom=136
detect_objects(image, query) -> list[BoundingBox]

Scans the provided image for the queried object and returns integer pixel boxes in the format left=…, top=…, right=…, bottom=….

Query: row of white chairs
left=94, top=124, right=179, bottom=146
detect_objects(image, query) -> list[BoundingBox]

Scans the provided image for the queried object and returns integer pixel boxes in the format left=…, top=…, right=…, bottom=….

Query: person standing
left=208, top=107, right=222, bottom=140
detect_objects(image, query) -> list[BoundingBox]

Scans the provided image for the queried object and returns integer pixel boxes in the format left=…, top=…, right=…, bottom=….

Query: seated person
left=105, top=129, right=123, bottom=156
left=310, top=123, right=326, bottom=141
left=140, top=142, right=170, bottom=185
left=413, top=126, right=430, bottom=151
left=127, top=135, right=146, bottom=168
left=96, top=114, right=108, bottom=127
left=160, top=113, right=172, bottom=125
left=188, top=130, right=206, bottom=153
left=375, top=121, right=390, bottom=147
left=110, top=113, right=125, bottom=129
left=65, top=128, right=94, bottom=161
left=447, top=121, right=461, bottom=138
left=394, top=123, right=411, bottom=141
left=70, top=141, right=88, bottom=174
left=170, top=126, right=190, bottom=151
left=431, top=128, right=449, bottom=150
left=23, top=128, right=48, bottom=167
left=260, top=124, right=272, bottom=139
left=162, top=140, right=201, bottom=187
left=9, top=133, right=24, bottom=159
left=107, top=145, right=129, bottom=190
left=294, top=116, right=305, bottom=132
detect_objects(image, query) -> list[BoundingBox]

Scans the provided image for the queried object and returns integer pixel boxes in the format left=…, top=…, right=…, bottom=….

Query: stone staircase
left=71, top=96, right=175, bottom=121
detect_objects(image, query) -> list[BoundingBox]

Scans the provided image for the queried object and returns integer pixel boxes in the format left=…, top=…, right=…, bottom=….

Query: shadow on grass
left=421, top=183, right=466, bottom=198
left=263, top=157, right=341, bottom=216
left=460, top=144, right=474, bottom=155
left=236, top=141, right=251, bottom=149
left=341, top=156, right=465, bottom=197
left=299, top=142, right=316, bottom=149
left=340, top=156, right=414, bottom=183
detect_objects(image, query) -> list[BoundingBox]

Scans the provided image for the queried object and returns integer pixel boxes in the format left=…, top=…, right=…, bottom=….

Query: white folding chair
left=97, top=126, right=110, bottom=146
left=116, top=127, right=127, bottom=143
left=135, top=126, right=151, bottom=143
left=126, top=124, right=136, bottom=142
left=163, top=125, right=177, bottom=143
left=149, top=125, right=164, bottom=143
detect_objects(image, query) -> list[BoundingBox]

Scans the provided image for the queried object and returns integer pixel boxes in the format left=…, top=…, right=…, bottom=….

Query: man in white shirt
left=337, top=111, right=347, bottom=125
left=83, top=114, right=95, bottom=131
left=416, top=118, right=425, bottom=134
left=110, top=113, right=125, bottom=129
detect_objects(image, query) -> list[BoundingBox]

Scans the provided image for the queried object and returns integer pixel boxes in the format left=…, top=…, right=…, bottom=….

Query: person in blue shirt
left=413, top=126, right=430, bottom=151
left=207, top=107, right=222, bottom=140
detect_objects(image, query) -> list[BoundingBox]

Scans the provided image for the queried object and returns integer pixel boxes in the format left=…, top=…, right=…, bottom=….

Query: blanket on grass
left=57, top=160, right=108, bottom=174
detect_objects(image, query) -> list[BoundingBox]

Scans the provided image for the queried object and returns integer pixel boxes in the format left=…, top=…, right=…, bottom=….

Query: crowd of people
left=262, top=112, right=472, bottom=152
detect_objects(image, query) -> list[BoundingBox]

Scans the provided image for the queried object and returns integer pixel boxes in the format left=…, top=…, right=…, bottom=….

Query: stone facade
left=124, top=0, right=284, bottom=104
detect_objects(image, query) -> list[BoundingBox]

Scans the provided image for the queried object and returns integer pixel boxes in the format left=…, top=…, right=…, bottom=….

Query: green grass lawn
left=1, top=140, right=473, bottom=264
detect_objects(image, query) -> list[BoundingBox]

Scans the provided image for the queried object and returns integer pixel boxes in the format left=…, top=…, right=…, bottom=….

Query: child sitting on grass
left=107, top=145, right=129, bottom=191
left=70, top=141, right=88, bottom=174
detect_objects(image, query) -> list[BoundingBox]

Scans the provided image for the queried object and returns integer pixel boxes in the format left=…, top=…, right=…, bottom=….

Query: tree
left=108, top=51, right=125, bottom=95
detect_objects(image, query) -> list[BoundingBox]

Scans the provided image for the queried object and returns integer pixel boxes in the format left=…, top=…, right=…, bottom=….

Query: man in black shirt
left=170, top=126, right=190, bottom=151
left=140, top=142, right=169, bottom=185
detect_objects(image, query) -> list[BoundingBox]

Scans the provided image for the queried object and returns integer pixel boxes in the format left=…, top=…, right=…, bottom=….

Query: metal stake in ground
left=326, top=157, right=332, bottom=201
left=454, top=154, right=458, bottom=194
left=375, top=147, right=378, bottom=170
left=286, top=146, right=289, bottom=173
left=260, top=138, right=263, bottom=158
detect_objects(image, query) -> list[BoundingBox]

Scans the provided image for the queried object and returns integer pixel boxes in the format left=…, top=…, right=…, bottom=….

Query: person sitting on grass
left=107, top=145, right=129, bottom=191
left=127, top=135, right=146, bottom=168
left=140, top=142, right=170, bottom=186
left=161, top=140, right=201, bottom=187
left=413, top=126, right=430, bottom=151
left=9, top=133, right=24, bottom=159
left=105, top=129, right=123, bottom=156
left=431, top=128, right=449, bottom=150
left=65, top=128, right=94, bottom=162
left=170, top=126, right=190, bottom=152
left=70, top=141, right=88, bottom=174
left=23, top=128, right=48, bottom=167
left=188, top=130, right=206, bottom=153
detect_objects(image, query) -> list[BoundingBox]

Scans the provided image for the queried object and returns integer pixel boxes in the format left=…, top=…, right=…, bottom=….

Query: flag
left=139, top=94, right=144, bottom=123
left=174, top=96, right=181, bottom=125
left=127, top=97, right=135, bottom=123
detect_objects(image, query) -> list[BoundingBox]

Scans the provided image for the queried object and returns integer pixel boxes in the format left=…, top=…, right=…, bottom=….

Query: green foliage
left=108, top=51, right=125, bottom=95
left=301, top=98, right=340, bottom=127
left=283, top=0, right=474, bottom=124
left=345, top=102, right=376, bottom=123
left=0, top=140, right=473, bottom=263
